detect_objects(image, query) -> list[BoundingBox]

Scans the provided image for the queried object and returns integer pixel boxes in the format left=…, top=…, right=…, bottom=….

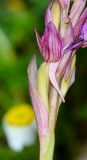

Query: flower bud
left=35, top=22, right=63, bottom=62
left=45, top=1, right=60, bottom=29
left=51, top=0, right=60, bottom=29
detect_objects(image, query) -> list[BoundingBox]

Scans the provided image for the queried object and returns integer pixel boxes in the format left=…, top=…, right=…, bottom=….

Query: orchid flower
left=27, top=1, right=87, bottom=160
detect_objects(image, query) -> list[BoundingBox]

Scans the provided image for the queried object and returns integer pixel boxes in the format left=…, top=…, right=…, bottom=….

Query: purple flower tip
left=35, top=22, right=64, bottom=62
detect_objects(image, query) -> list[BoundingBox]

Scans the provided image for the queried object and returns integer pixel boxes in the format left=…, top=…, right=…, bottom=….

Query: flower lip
left=63, top=21, right=87, bottom=52
left=35, top=22, right=64, bottom=63
left=63, top=36, right=84, bottom=52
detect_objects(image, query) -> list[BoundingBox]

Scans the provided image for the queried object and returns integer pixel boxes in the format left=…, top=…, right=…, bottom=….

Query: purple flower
left=64, top=8, right=87, bottom=51
left=35, top=22, right=64, bottom=62
left=34, top=1, right=87, bottom=102
left=28, top=1, right=87, bottom=160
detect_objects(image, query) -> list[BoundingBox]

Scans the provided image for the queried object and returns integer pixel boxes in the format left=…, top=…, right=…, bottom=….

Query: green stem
left=40, top=133, right=55, bottom=160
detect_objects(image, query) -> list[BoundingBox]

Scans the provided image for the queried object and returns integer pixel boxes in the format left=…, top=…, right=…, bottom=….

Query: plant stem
left=40, top=133, right=55, bottom=160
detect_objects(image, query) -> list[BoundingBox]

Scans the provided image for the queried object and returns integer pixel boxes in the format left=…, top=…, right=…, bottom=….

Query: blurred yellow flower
left=4, top=104, right=35, bottom=126
left=7, top=0, right=25, bottom=11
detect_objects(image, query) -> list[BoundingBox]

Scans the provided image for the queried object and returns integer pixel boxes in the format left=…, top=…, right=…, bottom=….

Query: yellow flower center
left=4, top=104, right=35, bottom=126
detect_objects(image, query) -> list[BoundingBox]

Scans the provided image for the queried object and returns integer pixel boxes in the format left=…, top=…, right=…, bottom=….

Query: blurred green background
left=0, top=0, right=87, bottom=160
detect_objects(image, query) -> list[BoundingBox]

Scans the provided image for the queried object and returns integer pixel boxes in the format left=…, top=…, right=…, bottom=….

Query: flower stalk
left=28, top=0, right=87, bottom=159
left=40, top=133, right=55, bottom=160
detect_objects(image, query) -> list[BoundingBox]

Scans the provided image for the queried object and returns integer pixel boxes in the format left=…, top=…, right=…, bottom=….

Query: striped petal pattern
left=35, top=22, right=63, bottom=62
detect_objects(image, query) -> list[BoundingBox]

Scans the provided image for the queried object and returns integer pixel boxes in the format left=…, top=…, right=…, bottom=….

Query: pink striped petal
left=59, top=0, right=70, bottom=11
left=74, top=8, right=87, bottom=37
left=57, top=51, right=72, bottom=80
left=69, top=0, right=86, bottom=26
left=35, top=22, right=63, bottom=62
left=27, top=56, right=50, bottom=137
